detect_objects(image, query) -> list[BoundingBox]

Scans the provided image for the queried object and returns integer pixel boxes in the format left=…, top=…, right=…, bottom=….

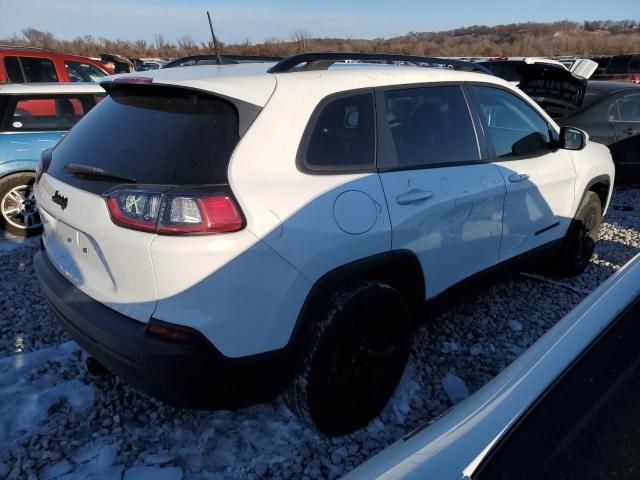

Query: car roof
left=0, top=47, right=103, bottom=62
left=0, top=83, right=105, bottom=95
left=344, top=253, right=640, bottom=479
left=102, top=62, right=504, bottom=107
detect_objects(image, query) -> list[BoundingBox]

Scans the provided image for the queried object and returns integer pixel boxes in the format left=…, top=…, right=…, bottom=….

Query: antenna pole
left=207, top=11, right=224, bottom=65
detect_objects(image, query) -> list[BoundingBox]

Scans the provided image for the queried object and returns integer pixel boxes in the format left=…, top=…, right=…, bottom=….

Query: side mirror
left=559, top=126, right=588, bottom=151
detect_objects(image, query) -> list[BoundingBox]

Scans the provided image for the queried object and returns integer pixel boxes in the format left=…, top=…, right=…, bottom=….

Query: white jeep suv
left=33, top=53, right=614, bottom=435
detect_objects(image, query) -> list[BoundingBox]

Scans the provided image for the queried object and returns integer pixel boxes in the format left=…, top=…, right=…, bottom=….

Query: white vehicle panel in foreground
left=0, top=82, right=105, bottom=95
left=344, top=253, right=640, bottom=480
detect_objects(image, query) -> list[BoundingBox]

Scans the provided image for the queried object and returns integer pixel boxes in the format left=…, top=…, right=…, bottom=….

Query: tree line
left=2, top=20, right=639, bottom=60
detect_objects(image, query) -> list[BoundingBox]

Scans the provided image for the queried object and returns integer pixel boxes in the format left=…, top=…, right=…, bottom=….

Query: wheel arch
left=0, top=168, right=37, bottom=180
left=584, top=174, right=612, bottom=214
left=288, top=250, right=425, bottom=352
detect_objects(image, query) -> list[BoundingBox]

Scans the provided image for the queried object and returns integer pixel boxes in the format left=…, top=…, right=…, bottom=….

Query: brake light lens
left=631, top=74, right=640, bottom=85
left=105, top=188, right=243, bottom=235
left=35, top=148, right=53, bottom=183
left=112, top=77, right=153, bottom=85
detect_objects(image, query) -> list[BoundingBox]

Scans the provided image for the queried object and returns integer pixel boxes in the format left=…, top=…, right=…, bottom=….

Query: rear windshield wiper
left=64, top=163, right=137, bottom=183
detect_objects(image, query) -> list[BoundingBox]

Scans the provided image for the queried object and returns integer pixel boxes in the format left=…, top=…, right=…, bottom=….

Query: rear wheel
left=553, top=191, right=602, bottom=277
left=284, top=280, right=411, bottom=436
left=0, top=173, right=42, bottom=237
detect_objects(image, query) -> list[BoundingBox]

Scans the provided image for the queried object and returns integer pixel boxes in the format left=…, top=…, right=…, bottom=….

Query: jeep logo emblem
left=52, top=190, right=68, bottom=210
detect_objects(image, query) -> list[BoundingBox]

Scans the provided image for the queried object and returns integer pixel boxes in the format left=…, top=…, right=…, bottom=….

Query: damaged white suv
left=34, top=53, right=614, bottom=435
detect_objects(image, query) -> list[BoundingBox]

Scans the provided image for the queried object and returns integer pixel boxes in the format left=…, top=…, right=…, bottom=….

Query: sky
left=0, top=0, right=638, bottom=44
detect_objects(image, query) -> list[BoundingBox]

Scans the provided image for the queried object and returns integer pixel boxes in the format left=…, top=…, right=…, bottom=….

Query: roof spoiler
left=268, top=52, right=493, bottom=75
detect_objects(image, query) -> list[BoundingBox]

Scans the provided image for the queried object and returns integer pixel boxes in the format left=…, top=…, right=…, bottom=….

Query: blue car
left=0, top=83, right=104, bottom=236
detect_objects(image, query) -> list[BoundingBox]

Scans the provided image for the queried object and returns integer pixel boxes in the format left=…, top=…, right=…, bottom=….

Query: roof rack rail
left=267, top=52, right=492, bottom=75
left=0, top=44, right=45, bottom=51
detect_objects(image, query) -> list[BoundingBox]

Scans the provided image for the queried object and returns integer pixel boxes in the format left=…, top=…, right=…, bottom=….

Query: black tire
left=553, top=191, right=602, bottom=277
left=283, top=280, right=411, bottom=436
left=0, top=172, right=42, bottom=237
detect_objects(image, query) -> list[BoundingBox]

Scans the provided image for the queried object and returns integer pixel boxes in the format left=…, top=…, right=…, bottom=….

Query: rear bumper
left=33, top=245, right=292, bottom=409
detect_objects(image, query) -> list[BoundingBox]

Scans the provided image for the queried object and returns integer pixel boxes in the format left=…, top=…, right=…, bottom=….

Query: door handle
left=621, top=128, right=634, bottom=135
left=508, top=173, right=530, bottom=183
left=396, top=189, right=434, bottom=205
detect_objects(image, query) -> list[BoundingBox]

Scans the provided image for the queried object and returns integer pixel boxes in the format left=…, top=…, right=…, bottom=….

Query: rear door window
left=4, top=56, right=25, bottom=82
left=64, top=61, right=107, bottom=82
left=47, top=87, right=241, bottom=193
left=380, top=85, right=479, bottom=169
left=5, top=95, right=96, bottom=131
left=301, top=91, right=375, bottom=172
left=19, top=57, right=58, bottom=82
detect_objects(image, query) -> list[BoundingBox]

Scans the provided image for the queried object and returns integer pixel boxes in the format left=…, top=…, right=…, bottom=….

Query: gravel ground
left=0, top=187, right=638, bottom=480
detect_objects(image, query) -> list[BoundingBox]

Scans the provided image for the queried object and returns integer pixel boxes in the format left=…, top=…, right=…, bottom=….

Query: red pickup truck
left=0, top=47, right=111, bottom=84
left=592, top=54, right=640, bottom=84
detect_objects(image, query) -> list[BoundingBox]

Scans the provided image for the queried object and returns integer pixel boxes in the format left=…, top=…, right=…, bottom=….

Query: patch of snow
left=124, top=466, right=183, bottom=480
left=441, top=341, right=459, bottom=354
left=441, top=372, right=469, bottom=405
left=0, top=235, right=38, bottom=254
left=508, top=320, right=523, bottom=332
left=42, top=460, right=73, bottom=480
left=378, top=361, right=423, bottom=424
left=469, top=344, right=482, bottom=356
left=144, top=453, right=176, bottom=465
left=0, top=342, right=95, bottom=442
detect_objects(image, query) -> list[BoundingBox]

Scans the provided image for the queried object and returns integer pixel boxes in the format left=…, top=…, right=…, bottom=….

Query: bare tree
left=291, top=30, right=310, bottom=52
left=176, top=35, right=197, bottom=55
left=21, top=28, right=54, bottom=48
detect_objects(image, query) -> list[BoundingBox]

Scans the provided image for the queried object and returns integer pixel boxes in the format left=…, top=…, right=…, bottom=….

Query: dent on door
left=380, top=164, right=505, bottom=297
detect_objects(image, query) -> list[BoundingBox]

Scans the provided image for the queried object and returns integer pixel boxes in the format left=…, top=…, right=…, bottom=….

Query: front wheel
left=553, top=191, right=602, bottom=277
left=0, top=173, right=42, bottom=237
left=283, top=280, right=411, bottom=436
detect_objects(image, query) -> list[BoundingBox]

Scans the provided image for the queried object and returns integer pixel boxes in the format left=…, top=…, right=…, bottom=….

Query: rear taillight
left=105, top=187, right=243, bottom=235
left=631, top=74, right=640, bottom=85
left=35, top=148, right=53, bottom=183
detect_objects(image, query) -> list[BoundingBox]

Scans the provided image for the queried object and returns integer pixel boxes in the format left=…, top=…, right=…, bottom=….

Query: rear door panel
left=376, top=84, right=505, bottom=298
left=380, top=165, right=505, bottom=297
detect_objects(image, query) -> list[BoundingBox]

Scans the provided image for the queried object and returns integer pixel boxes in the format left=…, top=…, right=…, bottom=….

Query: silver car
left=346, top=253, right=640, bottom=479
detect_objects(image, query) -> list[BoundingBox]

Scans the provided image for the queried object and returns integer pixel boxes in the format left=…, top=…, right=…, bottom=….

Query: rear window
left=2, top=95, right=97, bottom=131
left=47, top=87, right=240, bottom=193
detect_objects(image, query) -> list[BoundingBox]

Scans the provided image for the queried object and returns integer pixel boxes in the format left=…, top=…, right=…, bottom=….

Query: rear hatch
left=35, top=83, right=260, bottom=322
left=518, top=59, right=598, bottom=118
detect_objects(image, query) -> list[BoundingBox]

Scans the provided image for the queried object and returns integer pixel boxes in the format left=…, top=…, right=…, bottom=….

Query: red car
left=592, top=54, right=640, bottom=84
left=0, top=46, right=111, bottom=84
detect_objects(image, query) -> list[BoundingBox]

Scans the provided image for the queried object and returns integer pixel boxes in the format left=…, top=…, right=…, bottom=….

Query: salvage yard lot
left=1, top=187, right=639, bottom=480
